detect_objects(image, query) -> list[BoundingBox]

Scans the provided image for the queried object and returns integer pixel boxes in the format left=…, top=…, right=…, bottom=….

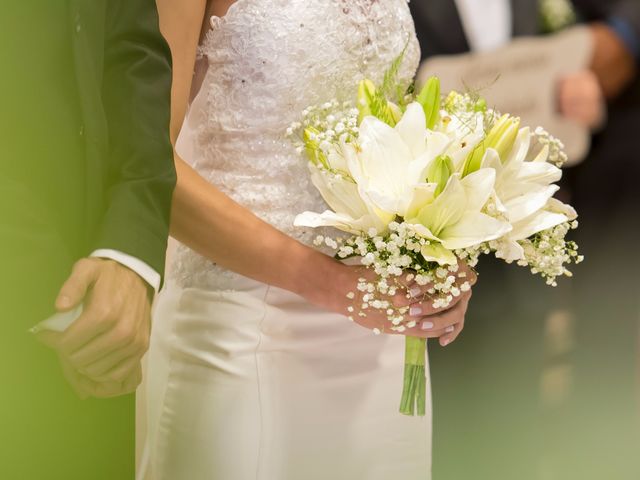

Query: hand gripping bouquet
left=288, top=54, right=583, bottom=416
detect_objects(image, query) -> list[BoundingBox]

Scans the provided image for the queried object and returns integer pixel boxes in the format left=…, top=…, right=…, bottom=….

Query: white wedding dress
left=142, top=1, right=431, bottom=479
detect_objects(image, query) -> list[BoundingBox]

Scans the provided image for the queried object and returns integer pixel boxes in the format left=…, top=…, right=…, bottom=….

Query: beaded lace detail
left=170, top=0, right=420, bottom=289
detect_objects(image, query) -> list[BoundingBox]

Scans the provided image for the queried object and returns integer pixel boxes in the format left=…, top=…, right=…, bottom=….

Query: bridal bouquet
left=288, top=57, right=582, bottom=416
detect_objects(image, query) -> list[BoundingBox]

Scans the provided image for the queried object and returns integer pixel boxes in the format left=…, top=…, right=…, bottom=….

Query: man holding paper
left=410, top=1, right=640, bottom=478
left=0, top=0, right=175, bottom=478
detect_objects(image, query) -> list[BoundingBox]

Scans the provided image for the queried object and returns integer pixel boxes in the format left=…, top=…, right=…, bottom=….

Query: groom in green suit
left=0, top=0, right=175, bottom=478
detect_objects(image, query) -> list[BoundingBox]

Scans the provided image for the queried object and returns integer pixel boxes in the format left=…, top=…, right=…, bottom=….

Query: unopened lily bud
left=462, top=142, right=486, bottom=177
left=357, top=79, right=377, bottom=123
left=427, top=155, right=454, bottom=196
left=485, top=114, right=520, bottom=161
left=416, top=76, right=441, bottom=129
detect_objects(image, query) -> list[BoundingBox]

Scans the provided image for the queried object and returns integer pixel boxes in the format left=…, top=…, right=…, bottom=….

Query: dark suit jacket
left=1, top=0, right=176, bottom=284
left=70, top=0, right=176, bottom=276
left=410, top=0, right=538, bottom=59
left=411, top=0, right=640, bottom=60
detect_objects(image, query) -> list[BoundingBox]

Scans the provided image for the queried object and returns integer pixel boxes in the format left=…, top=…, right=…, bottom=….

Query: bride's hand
left=316, top=260, right=476, bottom=347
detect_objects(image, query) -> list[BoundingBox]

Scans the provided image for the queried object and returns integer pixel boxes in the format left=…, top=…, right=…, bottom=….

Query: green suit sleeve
left=95, top=0, right=176, bottom=282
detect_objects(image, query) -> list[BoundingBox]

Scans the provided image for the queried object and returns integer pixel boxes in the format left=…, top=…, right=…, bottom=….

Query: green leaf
left=416, top=77, right=441, bottom=129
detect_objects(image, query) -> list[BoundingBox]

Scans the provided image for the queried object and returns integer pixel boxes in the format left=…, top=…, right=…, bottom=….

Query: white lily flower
left=485, top=128, right=564, bottom=223
left=407, top=169, right=512, bottom=264
left=346, top=102, right=452, bottom=218
left=438, top=111, right=486, bottom=171
left=294, top=162, right=393, bottom=234
left=509, top=197, right=577, bottom=241
left=485, top=128, right=576, bottom=261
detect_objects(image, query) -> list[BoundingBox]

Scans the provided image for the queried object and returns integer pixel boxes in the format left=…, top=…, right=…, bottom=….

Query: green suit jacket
left=69, top=0, right=176, bottom=276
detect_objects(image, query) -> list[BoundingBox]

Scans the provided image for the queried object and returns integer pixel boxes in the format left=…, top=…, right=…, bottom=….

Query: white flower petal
left=395, top=102, right=428, bottom=157
left=406, top=131, right=452, bottom=186
left=343, top=142, right=363, bottom=182
left=460, top=168, right=496, bottom=211
left=481, top=147, right=502, bottom=171
left=424, top=130, right=452, bottom=162
left=294, top=210, right=385, bottom=235
left=495, top=239, right=525, bottom=262
left=510, top=210, right=569, bottom=241
left=503, top=184, right=559, bottom=224
left=504, top=127, right=531, bottom=165
left=363, top=187, right=404, bottom=216
left=308, top=164, right=369, bottom=220
left=416, top=174, right=467, bottom=235
left=421, top=243, right=458, bottom=266
left=358, top=116, right=415, bottom=213
left=531, top=145, right=550, bottom=163
left=405, top=183, right=437, bottom=219
left=440, top=211, right=512, bottom=250
left=516, top=161, right=562, bottom=186
left=547, top=198, right=578, bottom=220
left=406, top=222, right=440, bottom=242
left=325, top=149, right=349, bottom=173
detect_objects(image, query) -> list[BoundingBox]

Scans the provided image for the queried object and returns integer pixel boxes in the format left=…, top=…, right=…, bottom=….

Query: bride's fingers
left=393, top=263, right=477, bottom=309
left=457, top=261, right=478, bottom=287
left=437, top=294, right=473, bottom=346
left=406, top=289, right=471, bottom=319
left=389, top=324, right=449, bottom=339
left=416, top=291, right=471, bottom=333
left=391, top=281, right=433, bottom=308
left=437, top=322, right=464, bottom=347
left=418, top=306, right=462, bottom=332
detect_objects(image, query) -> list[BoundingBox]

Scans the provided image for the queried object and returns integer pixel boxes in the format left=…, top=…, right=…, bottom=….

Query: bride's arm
left=156, top=0, right=344, bottom=303
left=156, top=0, right=473, bottom=345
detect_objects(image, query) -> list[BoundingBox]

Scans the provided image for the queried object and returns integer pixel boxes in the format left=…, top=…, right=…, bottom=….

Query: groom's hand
left=38, top=258, right=151, bottom=391
left=58, top=356, right=143, bottom=399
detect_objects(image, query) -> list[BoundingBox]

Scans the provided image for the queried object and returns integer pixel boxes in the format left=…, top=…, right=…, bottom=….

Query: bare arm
left=156, top=0, right=338, bottom=302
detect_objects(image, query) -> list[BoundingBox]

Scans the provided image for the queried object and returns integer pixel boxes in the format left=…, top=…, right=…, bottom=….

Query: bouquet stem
left=399, top=336, right=427, bottom=416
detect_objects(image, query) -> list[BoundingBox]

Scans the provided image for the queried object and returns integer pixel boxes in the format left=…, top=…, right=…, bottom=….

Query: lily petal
left=547, top=198, right=578, bottom=220
left=405, top=183, right=438, bottom=220
left=461, top=168, right=496, bottom=211
left=395, top=102, right=428, bottom=158
left=516, top=161, right=562, bottom=186
left=294, top=210, right=386, bottom=235
left=510, top=210, right=569, bottom=241
left=440, top=211, right=512, bottom=250
left=308, top=164, right=369, bottom=220
left=495, top=239, right=525, bottom=262
left=416, top=174, right=467, bottom=236
left=421, top=243, right=458, bottom=266
left=504, top=127, right=531, bottom=165
left=503, top=184, right=560, bottom=224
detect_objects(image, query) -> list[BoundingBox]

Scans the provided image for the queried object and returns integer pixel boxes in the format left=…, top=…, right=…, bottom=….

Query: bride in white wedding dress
left=141, top=1, right=475, bottom=479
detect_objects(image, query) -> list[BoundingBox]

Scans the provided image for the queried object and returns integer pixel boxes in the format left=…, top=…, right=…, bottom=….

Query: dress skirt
left=142, top=275, right=432, bottom=480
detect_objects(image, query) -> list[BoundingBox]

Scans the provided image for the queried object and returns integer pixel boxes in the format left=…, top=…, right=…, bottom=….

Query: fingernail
left=442, top=339, right=451, bottom=347
left=409, top=287, right=422, bottom=298
left=446, top=325, right=455, bottom=333
left=421, top=321, right=434, bottom=330
left=410, top=305, right=423, bottom=317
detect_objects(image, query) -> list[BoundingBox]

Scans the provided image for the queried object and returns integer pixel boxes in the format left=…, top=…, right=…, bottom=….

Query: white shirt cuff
left=90, top=249, right=161, bottom=292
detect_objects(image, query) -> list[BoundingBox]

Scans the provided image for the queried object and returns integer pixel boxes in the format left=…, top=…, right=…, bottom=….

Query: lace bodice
left=170, top=0, right=420, bottom=289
